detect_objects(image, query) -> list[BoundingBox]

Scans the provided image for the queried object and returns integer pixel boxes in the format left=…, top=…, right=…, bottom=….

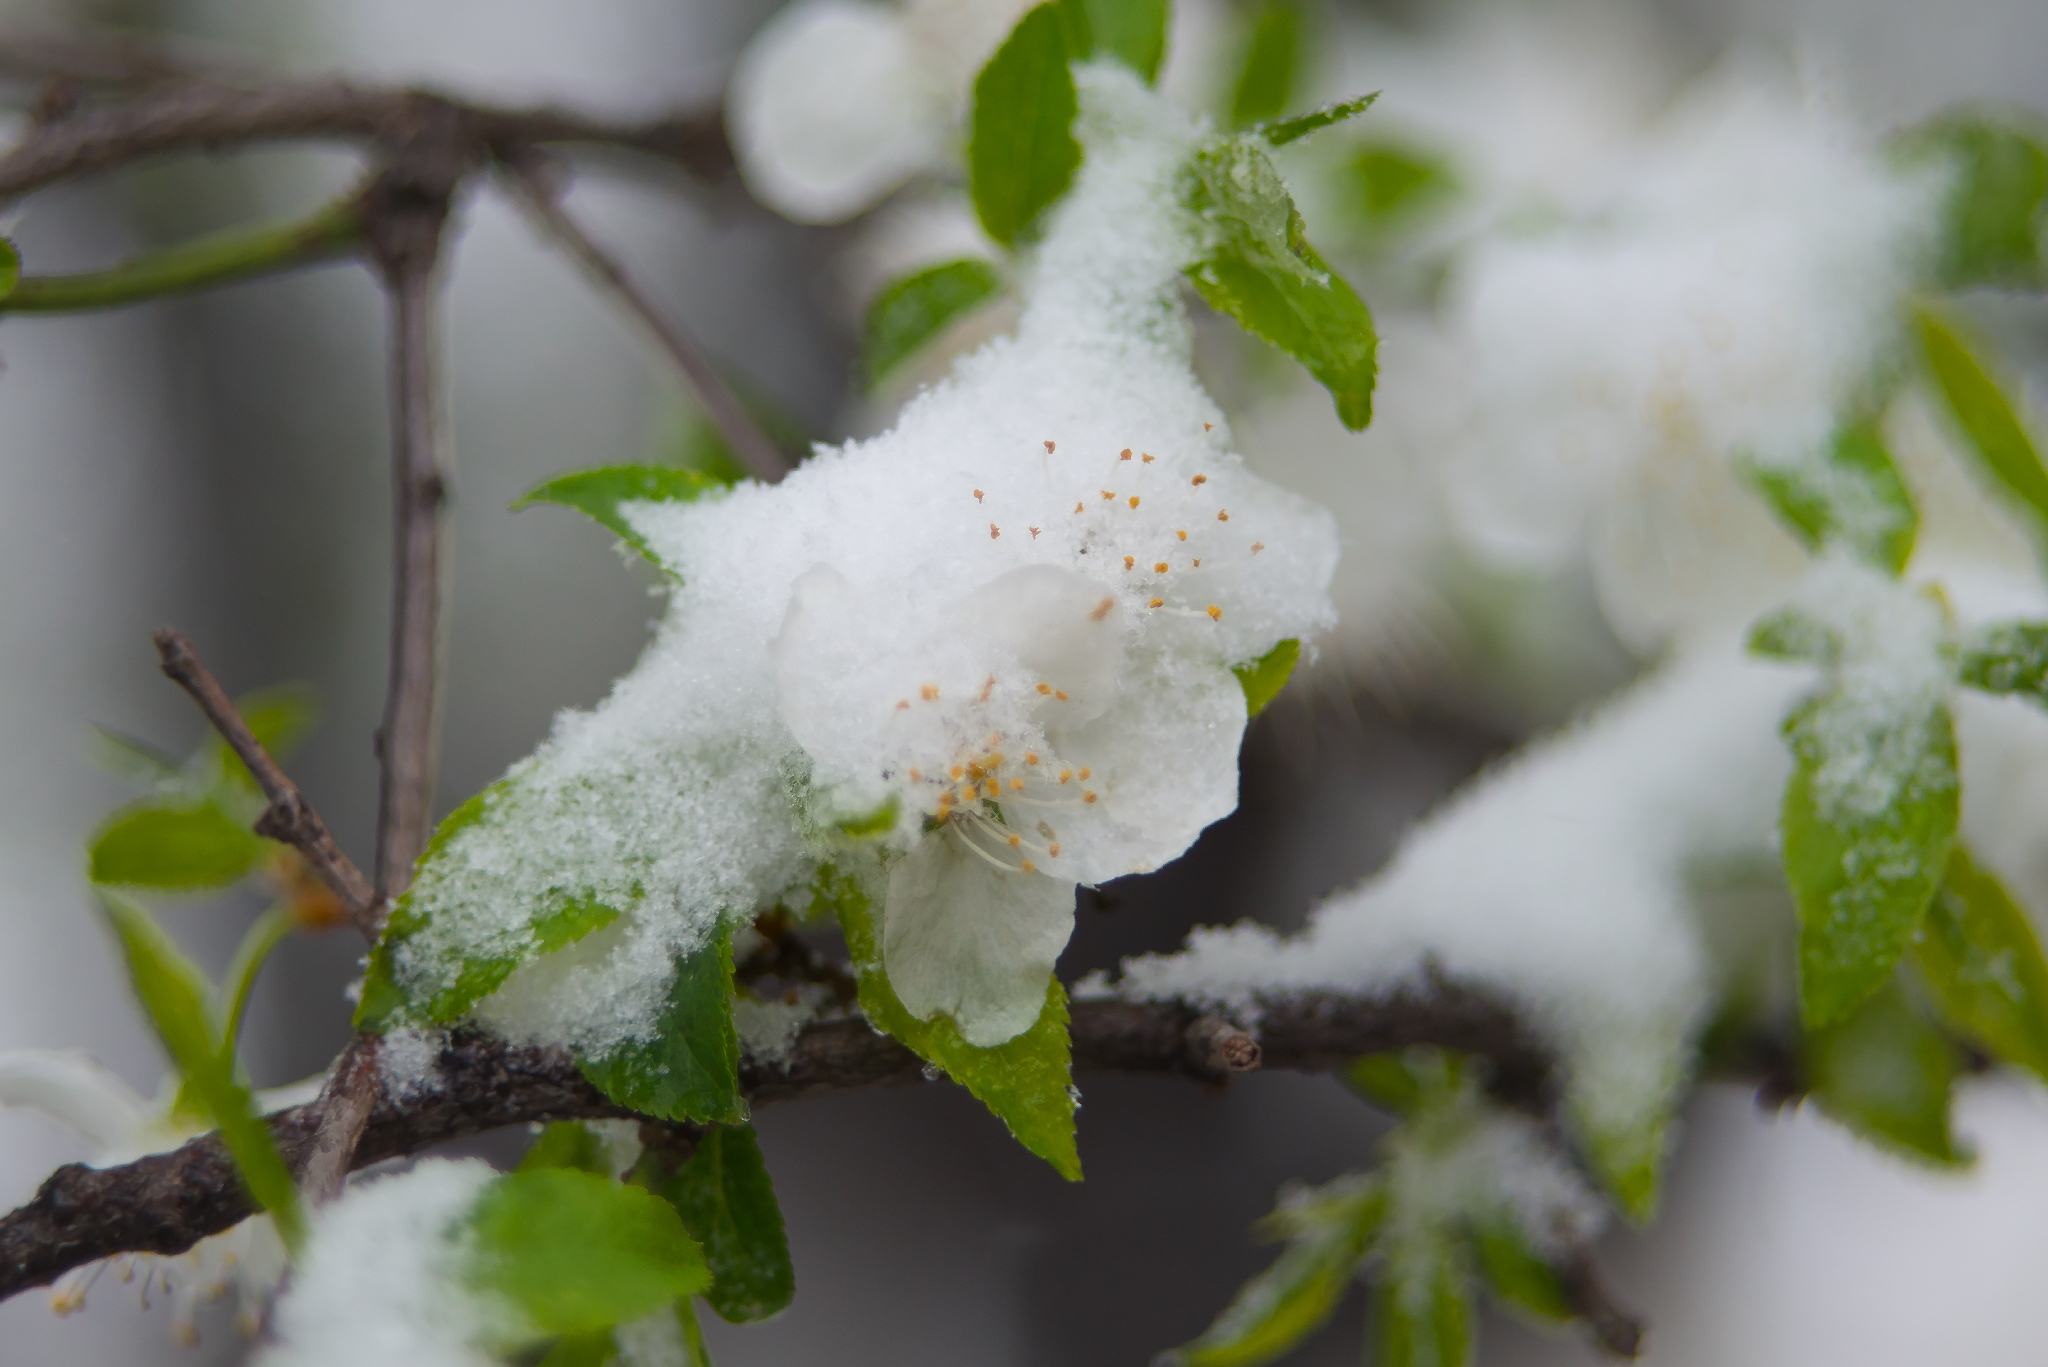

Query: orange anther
left=973, top=489, right=984, bottom=502
left=1129, top=496, right=1140, bottom=509
left=1059, top=769, right=1073, bottom=784
left=1030, top=526, right=1041, bottom=539
left=1252, top=541, right=1265, bottom=553
left=1207, top=604, right=1222, bottom=620
left=922, top=685, right=940, bottom=701
left=1192, top=558, right=1202, bottom=567
left=1083, top=791, right=1098, bottom=804
left=983, top=781, right=999, bottom=798
left=1204, top=421, right=1214, bottom=431
left=1077, top=767, right=1091, bottom=780
left=1010, top=777, right=1026, bottom=791
left=987, top=752, right=1004, bottom=767
left=896, top=700, right=910, bottom=710
left=1101, top=491, right=1115, bottom=500
left=990, top=523, right=1000, bottom=539
left=1141, top=452, right=1155, bottom=463
left=1054, top=689, right=1069, bottom=701
left=1021, top=859, right=1036, bottom=873
left=1025, top=752, right=1040, bottom=765
left=1191, top=474, right=1208, bottom=486
left=1048, top=842, right=1061, bottom=857
left=1008, top=833, right=1022, bottom=848
left=1037, top=682, right=1052, bottom=695
left=1120, top=448, right=1132, bottom=460
left=1075, top=501, right=1084, bottom=513
left=950, top=765, right=965, bottom=780
left=1045, top=440, right=1056, bottom=452
left=1148, top=597, right=1164, bottom=608
left=1176, top=529, right=1187, bottom=541
left=1154, top=562, right=1168, bottom=573
left=1123, top=555, right=1135, bottom=570
left=1091, top=597, right=1114, bottom=621
left=909, top=768, right=923, bottom=782
left=1217, top=509, right=1230, bottom=521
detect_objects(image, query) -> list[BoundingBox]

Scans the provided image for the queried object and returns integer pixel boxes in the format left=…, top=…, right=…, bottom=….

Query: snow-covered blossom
left=383, top=66, right=1337, bottom=1057
left=726, top=0, right=1032, bottom=223
left=0, top=1051, right=317, bottom=1343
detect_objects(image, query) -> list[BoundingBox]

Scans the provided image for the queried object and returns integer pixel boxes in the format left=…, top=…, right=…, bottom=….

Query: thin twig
left=504, top=159, right=790, bottom=483
left=294, top=1038, right=380, bottom=1209
left=151, top=628, right=376, bottom=934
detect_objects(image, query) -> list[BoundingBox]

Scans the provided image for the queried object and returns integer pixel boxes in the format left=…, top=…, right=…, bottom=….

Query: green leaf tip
left=1782, top=693, right=1959, bottom=1028
left=1183, top=138, right=1377, bottom=430
left=1745, top=607, right=1842, bottom=666
left=465, top=1167, right=711, bottom=1339
left=659, top=1123, right=795, bottom=1323
left=1055, top=0, right=1170, bottom=82
left=1259, top=93, right=1380, bottom=149
left=1805, top=977, right=1971, bottom=1168
left=1913, top=305, right=2048, bottom=539
left=1743, top=420, right=1918, bottom=576
left=96, top=889, right=306, bottom=1252
left=578, top=927, right=745, bottom=1126
left=970, top=4, right=1083, bottom=247
left=89, top=799, right=266, bottom=891
left=514, top=464, right=725, bottom=574
left=863, top=259, right=1003, bottom=388
left=1913, top=844, right=2048, bottom=1084
left=1228, top=0, right=1303, bottom=130
left=818, top=863, right=1081, bottom=1179
left=1233, top=638, right=1301, bottom=717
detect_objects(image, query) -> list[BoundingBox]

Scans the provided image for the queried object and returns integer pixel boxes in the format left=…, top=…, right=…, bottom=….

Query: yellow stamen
left=1091, top=597, right=1114, bottom=621
left=1049, top=842, right=1061, bottom=857
left=950, top=765, right=965, bottom=780
left=1154, top=561, right=1168, bottom=573
left=1101, top=490, right=1115, bottom=500
left=1217, top=509, right=1229, bottom=521
left=983, top=781, right=999, bottom=798
left=1055, top=689, right=1069, bottom=701
left=923, top=684, right=940, bottom=701
left=1021, top=859, right=1036, bottom=873
left=1192, top=474, right=1207, bottom=486
left=1078, top=767, right=1091, bottom=780
left=1008, top=833, right=1022, bottom=847
left=1252, top=541, right=1265, bottom=553
left=1120, top=448, right=1132, bottom=460
left=1129, top=495, right=1140, bottom=509
left=1010, top=777, right=1026, bottom=791
left=973, top=489, right=984, bottom=502
left=990, top=523, right=1000, bottom=539
left=1176, top=529, right=1187, bottom=541
left=1207, top=604, right=1222, bottom=620
left=1059, top=769, right=1073, bottom=783
left=1038, top=682, right=1053, bottom=695
left=1148, top=597, right=1164, bottom=608
left=1083, top=791, right=1098, bottom=804
left=1142, top=452, right=1155, bottom=463
left=1025, top=752, right=1040, bottom=764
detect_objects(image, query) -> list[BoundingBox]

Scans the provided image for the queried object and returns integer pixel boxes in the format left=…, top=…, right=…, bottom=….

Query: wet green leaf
left=466, top=1168, right=710, bottom=1339
left=1782, top=691, right=1959, bottom=1026
left=96, top=889, right=305, bottom=1252
left=1744, top=420, right=1918, bottom=575
left=661, top=1124, right=794, bottom=1323
left=970, top=4, right=1082, bottom=247
left=521, top=1121, right=616, bottom=1176
left=1183, top=138, right=1377, bottom=430
left=1805, top=977, right=1969, bottom=1167
left=1229, top=0, right=1301, bottom=129
left=1054, top=0, right=1169, bottom=81
left=1914, top=305, right=2048, bottom=536
left=1470, top=1218, right=1571, bottom=1325
left=820, top=863, right=1080, bottom=1179
left=89, top=800, right=265, bottom=890
left=514, top=465, right=725, bottom=573
left=579, top=928, right=745, bottom=1126
left=863, top=259, right=1003, bottom=387
left=1232, top=638, right=1300, bottom=717
left=1913, top=845, right=2048, bottom=1082
left=1259, top=93, right=1378, bottom=149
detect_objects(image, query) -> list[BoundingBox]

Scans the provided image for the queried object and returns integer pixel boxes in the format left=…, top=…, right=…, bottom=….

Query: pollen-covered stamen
left=1120, top=448, right=1132, bottom=460
left=1124, top=555, right=1136, bottom=570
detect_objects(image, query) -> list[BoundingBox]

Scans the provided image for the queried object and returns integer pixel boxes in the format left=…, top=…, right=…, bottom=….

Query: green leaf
left=1342, top=1049, right=1466, bottom=1118
left=1913, top=845, right=2048, bottom=1082
left=96, top=890, right=306, bottom=1252
left=537, top=1331, right=619, bottom=1367
left=1894, top=109, right=2048, bottom=289
left=521, top=1121, right=616, bottom=1176
left=660, top=1124, right=794, bottom=1323
left=220, top=903, right=294, bottom=1060
left=863, top=259, right=1004, bottom=387
left=1913, top=305, right=2048, bottom=535
left=91, top=724, right=183, bottom=790
left=1805, top=977, right=1969, bottom=1167
left=1743, top=420, right=1918, bottom=575
left=208, top=685, right=319, bottom=798
left=466, top=1168, right=711, bottom=1340
left=89, top=800, right=265, bottom=890
left=1228, top=0, right=1302, bottom=129
left=1183, top=138, right=1377, bottom=430
left=1575, top=1105, right=1669, bottom=1226
left=0, top=239, right=17, bottom=298
left=820, top=863, right=1080, bottom=1179
left=1469, top=1219, right=1571, bottom=1325
left=428, top=897, right=623, bottom=1027
left=1259, top=93, right=1378, bottom=150
left=1782, top=689, right=1960, bottom=1026
left=1170, top=1221, right=1370, bottom=1367
left=969, top=4, right=1082, bottom=247
left=1373, top=1256, right=1474, bottom=1367
left=514, top=464, right=725, bottom=573
left=1232, top=638, right=1300, bottom=717
left=1054, top=0, right=1170, bottom=81
left=579, top=928, right=745, bottom=1125
left=1956, top=619, right=2048, bottom=702
left=677, top=1299, right=714, bottom=1367
left=1745, top=607, right=1842, bottom=665
left=1350, top=143, right=1459, bottom=228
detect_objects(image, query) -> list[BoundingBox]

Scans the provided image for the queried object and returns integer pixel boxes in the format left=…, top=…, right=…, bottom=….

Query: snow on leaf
left=655, top=1123, right=794, bottom=1324
left=577, top=927, right=744, bottom=1126
left=514, top=465, right=727, bottom=575
left=1912, top=844, right=2048, bottom=1083
left=1892, top=107, right=2048, bottom=290
left=1372, top=1253, right=1474, bottom=1367
left=1745, top=606, right=1842, bottom=666
left=1804, top=977, right=1970, bottom=1168
left=1955, top=619, right=2048, bottom=703
left=1743, top=418, right=1918, bottom=576
left=820, top=863, right=1080, bottom=1179
left=1054, top=0, right=1169, bottom=83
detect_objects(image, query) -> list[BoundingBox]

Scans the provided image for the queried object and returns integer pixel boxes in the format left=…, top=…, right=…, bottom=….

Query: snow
left=257, top=1159, right=499, bottom=1367
left=733, top=986, right=832, bottom=1070
left=382, top=64, right=1338, bottom=1055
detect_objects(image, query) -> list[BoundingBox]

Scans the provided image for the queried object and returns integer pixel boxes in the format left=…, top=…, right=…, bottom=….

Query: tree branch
left=503, top=159, right=791, bottom=483
left=151, top=628, right=376, bottom=933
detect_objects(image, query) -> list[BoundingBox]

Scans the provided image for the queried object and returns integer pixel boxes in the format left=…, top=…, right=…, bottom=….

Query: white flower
left=727, top=0, right=1034, bottom=223
left=0, top=1051, right=318, bottom=1344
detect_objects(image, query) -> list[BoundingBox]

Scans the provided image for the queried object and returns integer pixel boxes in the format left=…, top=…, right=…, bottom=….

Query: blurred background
left=1, top=0, right=2045, bottom=1362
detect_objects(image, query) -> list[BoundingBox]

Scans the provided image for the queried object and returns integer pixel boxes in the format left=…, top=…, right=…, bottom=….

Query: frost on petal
left=727, top=0, right=948, bottom=223
left=884, top=829, right=1076, bottom=1046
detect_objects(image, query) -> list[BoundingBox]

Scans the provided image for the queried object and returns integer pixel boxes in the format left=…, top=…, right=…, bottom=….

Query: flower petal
left=884, top=829, right=1075, bottom=1046
left=0, top=1049, right=151, bottom=1149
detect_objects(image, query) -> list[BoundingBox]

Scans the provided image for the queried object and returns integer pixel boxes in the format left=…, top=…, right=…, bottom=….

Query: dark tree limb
left=151, top=628, right=376, bottom=932
left=503, top=158, right=791, bottom=484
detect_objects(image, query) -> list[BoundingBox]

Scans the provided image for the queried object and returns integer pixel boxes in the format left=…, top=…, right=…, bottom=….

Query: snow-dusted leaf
left=1744, top=420, right=1918, bottom=575
left=1895, top=109, right=2048, bottom=289
left=578, top=928, right=745, bottom=1126
left=1782, top=690, right=1959, bottom=1027
left=1259, top=93, right=1379, bottom=150
left=1745, top=606, right=1842, bottom=665
left=1914, top=306, right=2048, bottom=533
left=1374, top=1252, right=1475, bottom=1367
left=521, top=1121, right=615, bottom=1176
left=1228, top=0, right=1302, bottom=129
left=1469, top=1218, right=1571, bottom=1326
left=465, top=1168, right=710, bottom=1339
left=658, top=1123, right=793, bottom=1323
left=1183, top=137, right=1377, bottom=430
left=89, top=799, right=265, bottom=890
left=514, top=465, right=725, bottom=572
left=1912, top=845, right=2048, bottom=1083
left=1054, top=0, right=1169, bottom=82
left=96, top=889, right=305, bottom=1252
left=1955, top=620, right=2048, bottom=703
left=862, top=259, right=1003, bottom=387
left=1805, top=977, right=1969, bottom=1168
left=969, top=4, right=1082, bottom=247
left=1232, top=638, right=1300, bottom=718
left=819, top=863, right=1079, bottom=1179
left=1574, top=1106, right=1668, bottom=1227
left=1171, top=1176, right=1383, bottom=1367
